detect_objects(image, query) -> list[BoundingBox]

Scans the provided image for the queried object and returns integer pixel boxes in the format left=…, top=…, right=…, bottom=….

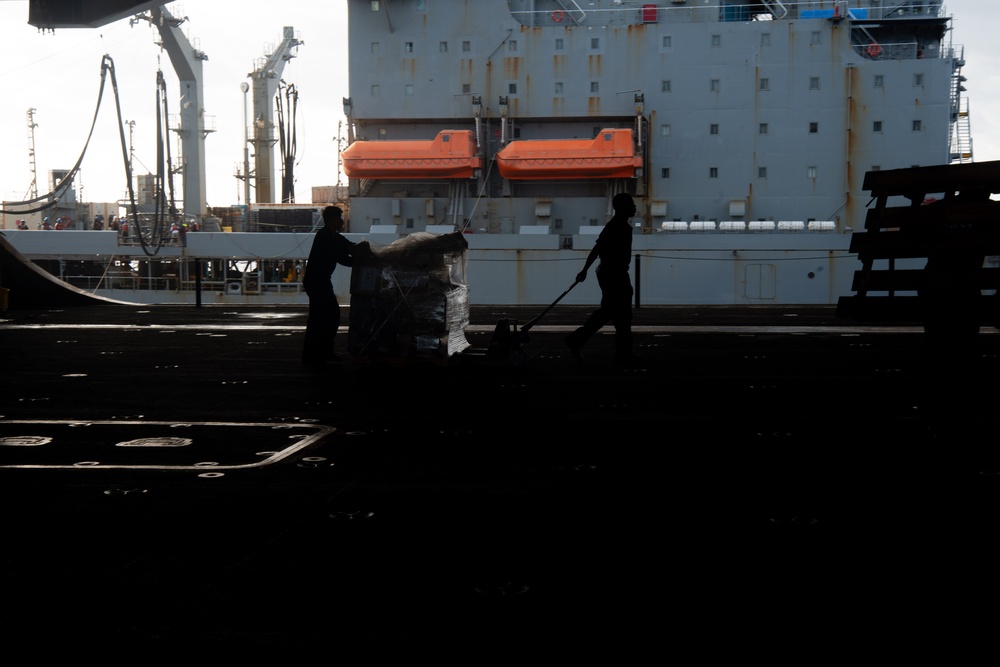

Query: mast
left=26, top=108, right=38, bottom=200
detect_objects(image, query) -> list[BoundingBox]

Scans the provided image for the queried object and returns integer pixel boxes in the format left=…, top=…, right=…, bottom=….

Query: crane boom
left=249, top=27, right=302, bottom=204
left=137, top=5, right=211, bottom=218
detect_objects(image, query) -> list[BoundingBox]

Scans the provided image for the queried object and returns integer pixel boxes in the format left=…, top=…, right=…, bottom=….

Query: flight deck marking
left=0, top=420, right=335, bottom=470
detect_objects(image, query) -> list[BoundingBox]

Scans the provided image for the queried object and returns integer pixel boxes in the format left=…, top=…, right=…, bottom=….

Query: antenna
left=26, top=108, right=39, bottom=200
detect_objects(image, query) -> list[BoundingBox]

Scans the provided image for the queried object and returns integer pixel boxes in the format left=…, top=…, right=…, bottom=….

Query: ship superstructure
left=4, top=1, right=984, bottom=307
left=342, top=0, right=962, bottom=242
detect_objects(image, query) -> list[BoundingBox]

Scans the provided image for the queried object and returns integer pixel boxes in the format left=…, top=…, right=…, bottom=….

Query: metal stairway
left=949, top=46, right=973, bottom=164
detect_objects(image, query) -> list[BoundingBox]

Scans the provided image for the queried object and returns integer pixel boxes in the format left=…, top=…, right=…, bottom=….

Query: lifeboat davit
left=341, top=130, right=482, bottom=179
left=495, top=129, right=643, bottom=180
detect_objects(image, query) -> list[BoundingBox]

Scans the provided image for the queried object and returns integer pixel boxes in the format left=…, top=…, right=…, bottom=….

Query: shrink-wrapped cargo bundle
left=348, top=231, right=470, bottom=359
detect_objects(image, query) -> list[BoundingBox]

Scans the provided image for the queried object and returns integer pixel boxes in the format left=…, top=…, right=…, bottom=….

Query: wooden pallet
left=836, top=161, right=1000, bottom=332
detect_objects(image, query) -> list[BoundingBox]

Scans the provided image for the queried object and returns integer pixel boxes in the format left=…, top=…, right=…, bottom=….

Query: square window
left=439, top=42, right=448, bottom=53
left=807, top=166, right=818, bottom=178
left=912, top=120, right=922, bottom=131
left=809, top=122, right=818, bottom=134
left=710, top=79, right=720, bottom=92
left=761, top=33, right=770, bottom=46
left=590, top=81, right=599, bottom=93
left=810, top=31, right=821, bottom=45
left=759, top=123, right=768, bottom=134
left=810, top=77, right=820, bottom=90
left=662, top=80, right=671, bottom=93
left=662, top=36, right=672, bottom=48
left=462, top=40, right=471, bottom=52
left=661, top=124, right=671, bottom=137
left=709, top=167, right=718, bottom=178
left=914, top=73, right=924, bottom=86
left=406, top=218, right=414, bottom=229
left=405, top=84, right=414, bottom=96
left=661, top=168, right=670, bottom=178
left=371, top=84, right=380, bottom=97
left=509, top=40, right=518, bottom=52
left=509, top=83, right=517, bottom=94
left=371, top=42, right=379, bottom=54
left=873, top=120, right=883, bottom=132
left=758, top=167, right=767, bottom=178
left=591, top=37, right=600, bottom=49
left=711, top=35, right=721, bottom=47
left=404, top=42, right=413, bottom=53
left=710, top=124, right=719, bottom=135
left=555, top=38, right=564, bottom=50
left=554, top=81, right=564, bottom=94
left=874, top=75, right=884, bottom=88
left=370, top=1, right=379, bottom=10
left=759, top=78, right=769, bottom=91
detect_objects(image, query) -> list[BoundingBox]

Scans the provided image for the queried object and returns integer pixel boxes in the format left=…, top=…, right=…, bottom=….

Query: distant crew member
left=301, top=206, right=355, bottom=367
left=41, top=217, right=53, bottom=230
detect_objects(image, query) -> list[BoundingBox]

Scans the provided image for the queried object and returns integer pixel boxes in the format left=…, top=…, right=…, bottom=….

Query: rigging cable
left=3, top=56, right=115, bottom=216
left=4, top=55, right=171, bottom=258
left=277, top=81, right=297, bottom=203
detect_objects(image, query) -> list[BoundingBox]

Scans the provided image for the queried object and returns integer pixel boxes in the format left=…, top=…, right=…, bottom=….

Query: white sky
left=0, top=1, right=350, bottom=208
left=1, top=1, right=999, bottom=208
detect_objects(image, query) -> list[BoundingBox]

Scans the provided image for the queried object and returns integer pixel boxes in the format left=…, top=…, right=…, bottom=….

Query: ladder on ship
left=950, top=97, right=973, bottom=164
left=949, top=47, right=973, bottom=164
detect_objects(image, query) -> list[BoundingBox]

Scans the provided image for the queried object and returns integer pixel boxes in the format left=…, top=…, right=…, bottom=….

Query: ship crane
left=130, top=5, right=212, bottom=219
left=247, top=27, right=303, bottom=204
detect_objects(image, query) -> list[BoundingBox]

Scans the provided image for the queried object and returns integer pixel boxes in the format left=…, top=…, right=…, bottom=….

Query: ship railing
left=262, top=281, right=305, bottom=295
left=733, top=2, right=944, bottom=22
left=507, top=2, right=942, bottom=26
left=760, top=1, right=789, bottom=20
left=781, top=1, right=945, bottom=21
left=177, top=279, right=305, bottom=295
left=876, top=1, right=944, bottom=20
left=64, top=275, right=179, bottom=291
left=851, top=40, right=924, bottom=60
left=63, top=274, right=304, bottom=294
left=552, top=0, right=586, bottom=25
left=63, top=275, right=137, bottom=291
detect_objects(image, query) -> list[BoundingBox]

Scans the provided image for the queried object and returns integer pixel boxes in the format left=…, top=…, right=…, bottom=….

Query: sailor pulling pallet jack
left=564, top=192, right=644, bottom=367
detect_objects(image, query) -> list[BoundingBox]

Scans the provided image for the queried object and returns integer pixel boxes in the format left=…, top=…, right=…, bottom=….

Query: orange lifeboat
left=495, top=129, right=643, bottom=180
left=341, top=130, right=482, bottom=179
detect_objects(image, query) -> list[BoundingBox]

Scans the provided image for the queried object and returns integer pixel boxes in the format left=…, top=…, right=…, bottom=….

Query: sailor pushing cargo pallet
left=487, top=192, right=644, bottom=367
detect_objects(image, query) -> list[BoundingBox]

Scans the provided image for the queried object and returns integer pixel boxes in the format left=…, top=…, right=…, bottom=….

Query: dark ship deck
left=1, top=300, right=997, bottom=657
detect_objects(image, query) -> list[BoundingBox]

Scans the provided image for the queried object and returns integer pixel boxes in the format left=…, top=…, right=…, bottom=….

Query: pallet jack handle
left=520, top=279, right=579, bottom=334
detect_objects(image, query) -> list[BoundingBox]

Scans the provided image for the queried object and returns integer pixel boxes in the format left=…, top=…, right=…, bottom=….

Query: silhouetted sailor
left=564, top=192, right=643, bottom=366
left=302, top=205, right=355, bottom=367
